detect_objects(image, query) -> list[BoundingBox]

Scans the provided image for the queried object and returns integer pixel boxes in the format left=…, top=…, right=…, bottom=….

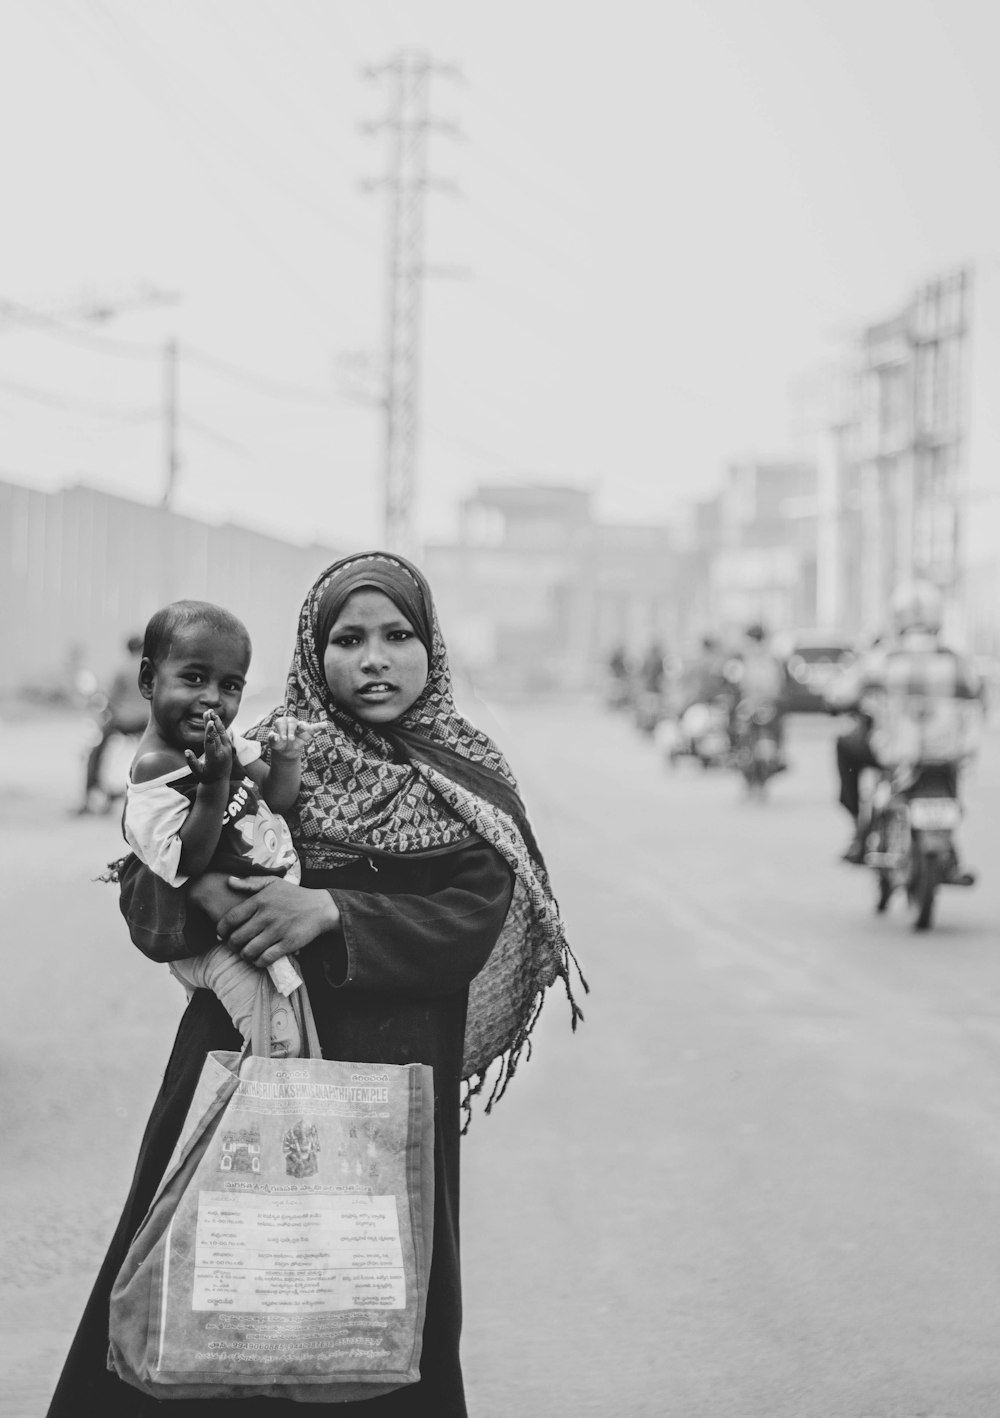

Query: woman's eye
left=331, top=635, right=359, bottom=648
left=388, top=630, right=412, bottom=642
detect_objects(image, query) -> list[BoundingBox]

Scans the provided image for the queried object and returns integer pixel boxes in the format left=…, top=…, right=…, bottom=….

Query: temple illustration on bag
left=218, top=1124, right=262, bottom=1174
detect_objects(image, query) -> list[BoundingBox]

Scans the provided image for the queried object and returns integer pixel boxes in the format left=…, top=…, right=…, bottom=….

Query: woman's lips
left=357, top=682, right=396, bottom=700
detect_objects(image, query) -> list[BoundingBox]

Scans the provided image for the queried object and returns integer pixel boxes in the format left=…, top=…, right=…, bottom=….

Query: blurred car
left=774, top=629, right=857, bottom=713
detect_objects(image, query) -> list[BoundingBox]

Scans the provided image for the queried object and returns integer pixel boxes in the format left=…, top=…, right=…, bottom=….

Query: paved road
left=2, top=702, right=999, bottom=1417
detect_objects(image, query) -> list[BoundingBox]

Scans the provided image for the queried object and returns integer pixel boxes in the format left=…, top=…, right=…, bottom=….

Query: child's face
left=322, top=588, right=429, bottom=726
left=141, top=623, right=250, bottom=753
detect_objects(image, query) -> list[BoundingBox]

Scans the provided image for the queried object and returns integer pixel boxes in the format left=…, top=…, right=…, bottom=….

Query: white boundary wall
left=1, top=478, right=346, bottom=702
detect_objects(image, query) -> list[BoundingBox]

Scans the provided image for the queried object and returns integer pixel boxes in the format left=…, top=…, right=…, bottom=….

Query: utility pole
left=364, top=50, right=460, bottom=559
left=163, top=337, right=179, bottom=510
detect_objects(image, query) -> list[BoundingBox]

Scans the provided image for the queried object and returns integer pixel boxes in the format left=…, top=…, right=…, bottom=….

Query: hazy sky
left=2, top=0, right=999, bottom=550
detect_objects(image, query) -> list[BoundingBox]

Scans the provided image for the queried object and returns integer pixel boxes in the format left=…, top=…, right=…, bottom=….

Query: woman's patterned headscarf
left=248, top=551, right=586, bottom=1119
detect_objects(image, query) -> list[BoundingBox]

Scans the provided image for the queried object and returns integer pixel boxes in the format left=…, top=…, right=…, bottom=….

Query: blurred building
left=0, top=477, right=344, bottom=702
left=673, top=460, right=819, bottom=641
left=423, top=483, right=679, bottom=692
left=813, top=265, right=1000, bottom=650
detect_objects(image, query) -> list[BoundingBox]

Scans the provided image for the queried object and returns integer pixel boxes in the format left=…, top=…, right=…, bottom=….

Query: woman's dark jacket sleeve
left=117, top=840, right=514, bottom=998
left=323, top=840, right=512, bottom=997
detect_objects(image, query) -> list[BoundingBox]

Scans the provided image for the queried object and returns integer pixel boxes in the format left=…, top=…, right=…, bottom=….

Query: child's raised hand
left=186, top=710, right=233, bottom=782
left=269, top=715, right=319, bottom=759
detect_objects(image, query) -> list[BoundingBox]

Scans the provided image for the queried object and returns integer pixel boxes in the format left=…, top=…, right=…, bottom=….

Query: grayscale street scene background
left=3, top=3, right=1000, bottom=1416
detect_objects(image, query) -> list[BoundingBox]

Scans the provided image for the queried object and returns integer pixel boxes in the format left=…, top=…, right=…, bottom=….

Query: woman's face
left=322, top=588, right=429, bottom=725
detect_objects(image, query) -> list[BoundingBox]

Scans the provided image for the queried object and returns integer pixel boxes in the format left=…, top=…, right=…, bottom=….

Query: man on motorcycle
left=679, top=634, right=732, bottom=713
left=828, top=580, right=981, bottom=865
left=732, top=622, right=788, bottom=769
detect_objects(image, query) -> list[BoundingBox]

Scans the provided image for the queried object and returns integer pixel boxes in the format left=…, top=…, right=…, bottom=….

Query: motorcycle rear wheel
left=910, top=850, right=940, bottom=932
left=743, top=766, right=766, bottom=799
left=875, top=871, right=893, bottom=913
left=867, top=814, right=894, bottom=913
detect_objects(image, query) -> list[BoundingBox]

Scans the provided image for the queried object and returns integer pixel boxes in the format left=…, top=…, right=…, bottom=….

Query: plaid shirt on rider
left=844, top=635, right=982, bottom=766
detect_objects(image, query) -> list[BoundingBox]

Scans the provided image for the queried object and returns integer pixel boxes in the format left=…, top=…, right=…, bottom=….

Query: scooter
left=97, top=728, right=141, bottom=808
left=862, top=760, right=975, bottom=930
left=79, top=689, right=141, bottom=814
left=663, top=697, right=732, bottom=769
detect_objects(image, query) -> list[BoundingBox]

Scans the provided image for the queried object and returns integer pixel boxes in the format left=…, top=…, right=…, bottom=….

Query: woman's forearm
left=187, top=872, right=247, bottom=927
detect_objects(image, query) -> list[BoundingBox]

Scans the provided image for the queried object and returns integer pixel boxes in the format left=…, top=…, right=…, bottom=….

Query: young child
left=124, top=599, right=313, bottom=1057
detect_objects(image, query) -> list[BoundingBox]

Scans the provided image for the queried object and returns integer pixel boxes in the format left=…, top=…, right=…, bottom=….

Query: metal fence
left=1, top=478, right=345, bottom=702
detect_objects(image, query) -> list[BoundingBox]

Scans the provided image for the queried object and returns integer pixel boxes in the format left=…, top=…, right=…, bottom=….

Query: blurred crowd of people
left=603, top=578, right=987, bottom=871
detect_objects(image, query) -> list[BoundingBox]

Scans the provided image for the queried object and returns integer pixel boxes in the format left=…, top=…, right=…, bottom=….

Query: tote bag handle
left=248, top=974, right=323, bottom=1060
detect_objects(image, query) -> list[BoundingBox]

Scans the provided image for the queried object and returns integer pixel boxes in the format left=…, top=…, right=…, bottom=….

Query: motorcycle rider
left=679, top=633, right=732, bottom=713
left=828, top=579, right=981, bottom=865
left=606, top=643, right=630, bottom=702
left=732, top=621, right=788, bottom=769
left=633, top=638, right=671, bottom=734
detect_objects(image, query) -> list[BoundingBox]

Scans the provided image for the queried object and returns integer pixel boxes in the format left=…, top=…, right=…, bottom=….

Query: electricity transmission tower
left=364, top=50, right=460, bottom=558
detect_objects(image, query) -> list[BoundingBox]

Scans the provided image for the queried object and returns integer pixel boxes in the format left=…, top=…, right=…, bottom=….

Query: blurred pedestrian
left=76, top=632, right=146, bottom=814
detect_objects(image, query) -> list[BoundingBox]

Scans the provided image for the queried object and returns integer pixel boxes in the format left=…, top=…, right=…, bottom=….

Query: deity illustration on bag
left=283, top=1118, right=321, bottom=1178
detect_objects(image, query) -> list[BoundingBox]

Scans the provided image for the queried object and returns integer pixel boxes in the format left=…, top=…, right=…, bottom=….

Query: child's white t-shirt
left=123, top=732, right=299, bottom=888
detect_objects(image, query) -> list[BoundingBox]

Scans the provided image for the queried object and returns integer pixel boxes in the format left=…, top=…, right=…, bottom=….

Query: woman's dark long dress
left=45, top=839, right=513, bottom=1418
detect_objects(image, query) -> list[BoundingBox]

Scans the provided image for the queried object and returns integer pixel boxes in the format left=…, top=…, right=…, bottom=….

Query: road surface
left=2, top=700, right=999, bottom=1416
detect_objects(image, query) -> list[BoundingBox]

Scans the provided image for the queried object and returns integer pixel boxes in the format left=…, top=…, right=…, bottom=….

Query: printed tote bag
left=108, top=984, right=435, bottom=1402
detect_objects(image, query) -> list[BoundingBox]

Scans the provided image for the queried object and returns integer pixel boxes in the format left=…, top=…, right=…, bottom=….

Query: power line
left=111, top=2, right=369, bottom=243
left=182, top=413, right=257, bottom=461
left=0, top=296, right=162, bottom=360
left=422, top=418, right=544, bottom=477
left=0, top=299, right=371, bottom=412
left=66, top=0, right=367, bottom=342
left=201, top=0, right=365, bottom=177
left=183, top=345, right=366, bottom=408
left=0, top=375, right=156, bottom=420
left=464, top=125, right=597, bottom=232
left=461, top=77, right=595, bottom=224
left=464, top=191, right=592, bottom=280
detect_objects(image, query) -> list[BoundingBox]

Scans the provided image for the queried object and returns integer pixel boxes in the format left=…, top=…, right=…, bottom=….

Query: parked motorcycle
left=732, top=701, right=784, bottom=796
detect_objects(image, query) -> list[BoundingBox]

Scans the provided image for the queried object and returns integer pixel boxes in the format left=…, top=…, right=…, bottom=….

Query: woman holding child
left=46, top=550, right=584, bottom=1418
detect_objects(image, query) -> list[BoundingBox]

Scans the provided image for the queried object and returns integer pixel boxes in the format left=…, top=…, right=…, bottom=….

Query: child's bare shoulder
left=131, top=746, right=189, bottom=784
